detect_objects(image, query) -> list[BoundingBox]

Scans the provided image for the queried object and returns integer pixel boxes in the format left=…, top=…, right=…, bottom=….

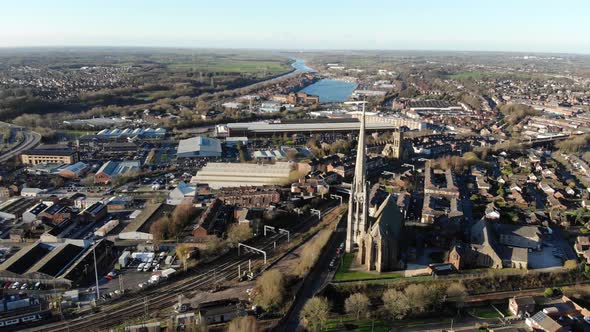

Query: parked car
left=137, top=263, right=146, bottom=272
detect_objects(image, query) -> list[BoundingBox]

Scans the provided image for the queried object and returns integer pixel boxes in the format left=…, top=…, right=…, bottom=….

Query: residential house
left=509, top=296, right=535, bottom=317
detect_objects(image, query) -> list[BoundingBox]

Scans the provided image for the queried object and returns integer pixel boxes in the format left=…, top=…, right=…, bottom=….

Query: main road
left=0, top=121, right=41, bottom=163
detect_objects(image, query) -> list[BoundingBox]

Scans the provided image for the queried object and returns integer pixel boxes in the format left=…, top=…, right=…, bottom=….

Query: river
left=288, top=58, right=357, bottom=103
left=299, top=79, right=358, bottom=103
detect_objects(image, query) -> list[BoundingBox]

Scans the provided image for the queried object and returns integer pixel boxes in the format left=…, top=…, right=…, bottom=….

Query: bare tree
left=404, top=284, right=432, bottom=313
left=226, top=315, right=258, bottom=332
left=226, top=223, right=253, bottom=247
left=345, top=293, right=370, bottom=320
left=300, top=296, right=330, bottom=332
left=253, top=270, right=284, bottom=309
left=175, top=243, right=193, bottom=272
left=446, top=282, right=467, bottom=312
left=382, top=288, right=410, bottom=319
left=150, top=217, right=170, bottom=246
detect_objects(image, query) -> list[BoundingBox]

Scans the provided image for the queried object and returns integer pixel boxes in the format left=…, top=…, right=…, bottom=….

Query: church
left=346, top=102, right=405, bottom=272
left=358, top=194, right=404, bottom=272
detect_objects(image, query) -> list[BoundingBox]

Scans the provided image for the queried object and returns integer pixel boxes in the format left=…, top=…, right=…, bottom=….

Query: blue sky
left=1, top=0, right=589, bottom=53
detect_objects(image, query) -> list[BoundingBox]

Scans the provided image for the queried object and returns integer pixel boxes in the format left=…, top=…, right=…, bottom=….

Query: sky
left=1, top=0, right=590, bottom=54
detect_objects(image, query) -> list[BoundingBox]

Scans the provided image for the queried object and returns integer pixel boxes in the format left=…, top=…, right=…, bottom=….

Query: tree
left=382, top=289, right=410, bottom=319
left=254, top=270, right=285, bottom=309
left=544, top=288, right=554, bottom=298
left=345, top=293, right=370, bottom=320
left=564, top=259, right=578, bottom=270
left=205, top=236, right=223, bottom=256
left=226, top=223, right=253, bottom=247
left=294, top=229, right=331, bottom=277
left=150, top=217, right=170, bottom=245
left=404, top=284, right=432, bottom=313
left=226, top=316, right=258, bottom=332
left=169, top=202, right=198, bottom=237
left=50, top=176, right=65, bottom=189
left=81, top=174, right=95, bottom=187
left=446, top=282, right=467, bottom=312
left=300, top=296, right=330, bottom=332
left=176, top=243, right=193, bottom=272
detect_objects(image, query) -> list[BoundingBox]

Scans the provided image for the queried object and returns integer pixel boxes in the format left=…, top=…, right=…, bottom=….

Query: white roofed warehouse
left=191, top=162, right=295, bottom=189
left=177, top=136, right=222, bottom=158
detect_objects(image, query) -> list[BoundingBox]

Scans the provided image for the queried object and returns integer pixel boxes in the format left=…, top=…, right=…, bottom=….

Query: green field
left=334, top=253, right=403, bottom=281
left=165, top=53, right=292, bottom=76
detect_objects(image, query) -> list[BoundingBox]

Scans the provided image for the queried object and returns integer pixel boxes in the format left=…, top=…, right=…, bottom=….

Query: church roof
left=369, top=194, right=404, bottom=240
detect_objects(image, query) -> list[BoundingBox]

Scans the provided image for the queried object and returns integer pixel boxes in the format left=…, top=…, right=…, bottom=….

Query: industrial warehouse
left=0, top=240, right=116, bottom=288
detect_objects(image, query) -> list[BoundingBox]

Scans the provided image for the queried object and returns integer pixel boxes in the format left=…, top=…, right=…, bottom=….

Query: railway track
left=25, top=203, right=341, bottom=331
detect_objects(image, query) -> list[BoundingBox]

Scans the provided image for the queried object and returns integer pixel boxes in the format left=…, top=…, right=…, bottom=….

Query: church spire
left=346, top=102, right=369, bottom=253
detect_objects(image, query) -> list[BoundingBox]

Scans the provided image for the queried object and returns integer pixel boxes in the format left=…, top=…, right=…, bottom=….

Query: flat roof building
left=21, top=146, right=78, bottom=166
left=177, top=136, right=222, bottom=158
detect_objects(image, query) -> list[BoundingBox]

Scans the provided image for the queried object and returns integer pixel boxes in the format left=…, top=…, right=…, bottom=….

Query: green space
left=165, top=53, right=292, bottom=77
left=325, top=318, right=391, bottom=332
left=467, top=305, right=504, bottom=319
left=58, top=129, right=93, bottom=137
left=334, top=253, right=403, bottom=281
left=325, top=316, right=454, bottom=332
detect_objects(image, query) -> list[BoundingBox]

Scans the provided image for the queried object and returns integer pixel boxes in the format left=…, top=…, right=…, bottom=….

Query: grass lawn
left=333, top=253, right=402, bottom=281
left=59, top=129, right=94, bottom=137
left=325, top=316, right=455, bottom=331
left=467, top=305, right=503, bottom=319
left=325, top=318, right=392, bottom=332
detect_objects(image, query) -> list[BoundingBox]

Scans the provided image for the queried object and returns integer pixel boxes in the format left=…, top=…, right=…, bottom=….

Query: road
left=278, top=216, right=347, bottom=332
left=0, top=122, right=41, bottom=163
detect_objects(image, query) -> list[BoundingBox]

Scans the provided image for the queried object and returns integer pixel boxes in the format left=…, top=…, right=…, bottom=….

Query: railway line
left=23, top=203, right=340, bottom=331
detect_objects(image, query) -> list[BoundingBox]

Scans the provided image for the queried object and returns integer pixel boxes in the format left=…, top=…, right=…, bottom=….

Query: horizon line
left=0, top=45, right=589, bottom=56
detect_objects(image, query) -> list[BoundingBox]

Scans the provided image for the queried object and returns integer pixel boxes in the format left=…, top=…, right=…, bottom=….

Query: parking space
left=95, top=251, right=176, bottom=298
left=529, top=232, right=576, bottom=269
